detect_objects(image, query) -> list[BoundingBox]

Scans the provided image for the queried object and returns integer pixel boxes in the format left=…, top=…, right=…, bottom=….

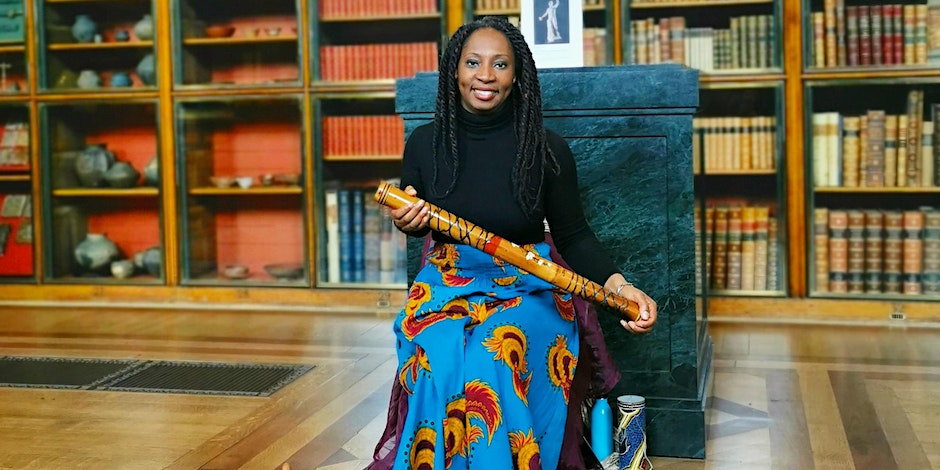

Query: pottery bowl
left=205, top=25, right=236, bottom=38
left=260, top=173, right=275, bottom=186
left=223, top=264, right=250, bottom=279
left=265, top=27, right=281, bottom=37
left=273, top=173, right=300, bottom=186
left=110, top=259, right=135, bottom=279
left=235, top=176, right=254, bottom=189
left=264, top=263, right=303, bottom=280
left=210, top=176, right=235, bottom=188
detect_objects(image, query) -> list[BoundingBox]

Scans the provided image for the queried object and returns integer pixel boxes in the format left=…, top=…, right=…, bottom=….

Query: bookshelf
left=0, top=0, right=935, bottom=322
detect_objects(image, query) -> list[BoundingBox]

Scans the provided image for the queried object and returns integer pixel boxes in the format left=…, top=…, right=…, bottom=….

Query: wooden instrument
left=374, top=182, right=641, bottom=322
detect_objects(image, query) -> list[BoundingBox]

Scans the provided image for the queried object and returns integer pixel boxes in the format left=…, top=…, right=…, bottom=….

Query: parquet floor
left=0, top=306, right=937, bottom=470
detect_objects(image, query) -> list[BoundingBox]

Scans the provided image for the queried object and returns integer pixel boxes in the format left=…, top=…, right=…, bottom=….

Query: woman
left=370, top=16, right=657, bottom=470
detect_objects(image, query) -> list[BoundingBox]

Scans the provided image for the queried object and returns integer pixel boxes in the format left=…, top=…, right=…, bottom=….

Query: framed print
left=520, top=0, right=583, bottom=68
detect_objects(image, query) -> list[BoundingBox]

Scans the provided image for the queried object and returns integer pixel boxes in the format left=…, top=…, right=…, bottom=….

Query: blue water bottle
left=591, top=397, right=613, bottom=461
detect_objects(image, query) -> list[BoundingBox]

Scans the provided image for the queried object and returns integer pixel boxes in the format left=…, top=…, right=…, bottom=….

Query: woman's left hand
left=617, top=285, right=657, bottom=334
left=604, top=274, right=657, bottom=334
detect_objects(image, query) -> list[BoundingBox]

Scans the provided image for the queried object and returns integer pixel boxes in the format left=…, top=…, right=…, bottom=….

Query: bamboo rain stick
left=374, top=182, right=641, bottom=322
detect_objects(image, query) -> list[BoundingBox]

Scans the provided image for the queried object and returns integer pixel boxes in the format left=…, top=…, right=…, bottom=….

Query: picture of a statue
left=538, top=0, right=563, bottom=43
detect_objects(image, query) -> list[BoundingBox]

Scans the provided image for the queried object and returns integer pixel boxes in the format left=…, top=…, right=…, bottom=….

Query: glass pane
left=0, top=104, right=32, bottom=278
left=41, top=1, right=156, bottom=91
left=177, top=97, right=306, bottom=285
left=43, top=101, right=163, bottom=282
left=316, top=97, right=406, bottom=287
left=176, top=0, right=299, bottom=87
left=695, top=85, right=786, bottom=297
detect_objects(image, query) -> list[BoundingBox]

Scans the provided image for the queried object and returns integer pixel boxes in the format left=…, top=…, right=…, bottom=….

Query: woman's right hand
left=391, top=185, right=430, bottom=233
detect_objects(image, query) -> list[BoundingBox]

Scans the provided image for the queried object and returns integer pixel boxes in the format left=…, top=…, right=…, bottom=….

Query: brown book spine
left=741, top=206, right=756, bottom=291
left=842, top=116, right=861, bottom=187
left=922, top=209, right=940, bottom=294
left=829, top=210, right=850, bottom=293
left=883, top=211, right=905, bottom=293
left=767, top=216, right=779, bottom=291
left=726, top=206, right=743, bottom=290
left=753, top=206, right=769, bottom=291
left=858, top=5, right=872, bottom=65
left=884, top=114, right=898, bottom=187
left=712, top=206, right=729, bottom=290
left=902, top=210, right=925, bottom=294
left=815, top=207, right=830, bottom=292
left=847, top=6, right=860, bottom=65
left=847, top=210, right=866, bottom=293
left=865, top=110, right=886, bottom=187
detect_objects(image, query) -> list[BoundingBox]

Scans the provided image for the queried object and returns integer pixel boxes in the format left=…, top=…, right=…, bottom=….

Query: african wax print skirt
left=392, top=242, right=580, bottom=470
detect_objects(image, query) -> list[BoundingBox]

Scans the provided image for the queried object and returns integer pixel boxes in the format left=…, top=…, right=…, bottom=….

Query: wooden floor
left=0, top=306, right=937, bottom=470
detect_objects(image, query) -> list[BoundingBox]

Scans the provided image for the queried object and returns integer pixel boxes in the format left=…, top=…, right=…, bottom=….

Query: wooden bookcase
left=0, top=0, right=936, bottom=323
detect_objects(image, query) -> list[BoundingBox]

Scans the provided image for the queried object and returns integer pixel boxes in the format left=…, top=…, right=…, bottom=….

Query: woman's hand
left=604, top=274, right=657, bottom=334
left=391, top=185, right=429, bottom=233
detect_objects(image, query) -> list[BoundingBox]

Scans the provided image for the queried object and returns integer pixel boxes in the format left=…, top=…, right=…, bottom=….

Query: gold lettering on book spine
left=374, top=182, right=640, bottom=322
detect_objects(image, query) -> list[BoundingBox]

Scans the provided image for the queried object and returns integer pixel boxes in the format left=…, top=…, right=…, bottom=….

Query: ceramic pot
left=71, top=15, right=97, bottom=43
left=134, top=14, right=154, bottom=40
left=103, top=161, right=139, bottom=188
left=76, top=70, right=101, bottom=89
left=136, top=53, right=156, bottom=86
left=75, top=233, right=119, bottom=273
left=134, top=246, right=162, bottom=277
left=110, top=259, right=135, bottom=279
left=142, top=155, right=159, bottom=186
left=110, top=71, right=132, bottom=87
left=114, top=30, right=130, bottom=42
left=75, top=144, right=115, bottom=187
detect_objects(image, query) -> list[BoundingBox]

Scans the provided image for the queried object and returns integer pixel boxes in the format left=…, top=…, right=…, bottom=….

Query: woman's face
left=456, top=28, right=515, bottom=115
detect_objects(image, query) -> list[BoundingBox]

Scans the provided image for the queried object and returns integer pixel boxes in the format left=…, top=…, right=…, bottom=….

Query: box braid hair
left=430, top=16, right=560, bottom=223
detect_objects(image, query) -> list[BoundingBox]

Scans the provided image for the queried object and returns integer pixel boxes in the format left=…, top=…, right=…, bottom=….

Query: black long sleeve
left=398, top=108, right=619, bottom=285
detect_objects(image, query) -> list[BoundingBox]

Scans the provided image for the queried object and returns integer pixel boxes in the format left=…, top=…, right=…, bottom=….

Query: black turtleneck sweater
left=400, top=105, right=619, bottom=285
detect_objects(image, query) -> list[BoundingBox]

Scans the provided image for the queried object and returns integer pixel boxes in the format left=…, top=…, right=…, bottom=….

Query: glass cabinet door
left=38, top=0, right=156, bottom=91
left=173, top=0, right=300, bottom=88
left=0, top=104, right=32, bottom=279
left=0, top=0, right=28, bottom=94
left=176, top=96, right=306, bottom=285
left=40, top=101, right=163, bottom=282
left=315, top=96, right=406, bottom=288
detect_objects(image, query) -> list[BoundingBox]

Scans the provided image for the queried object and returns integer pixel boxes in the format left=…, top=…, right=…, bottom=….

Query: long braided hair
left=430, top=16, right=559, bottom=222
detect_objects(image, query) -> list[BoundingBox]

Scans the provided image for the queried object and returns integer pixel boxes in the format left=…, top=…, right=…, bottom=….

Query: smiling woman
left=456, top=28, right=516, bottom=115
left=365, top=16, right=658, bottom=470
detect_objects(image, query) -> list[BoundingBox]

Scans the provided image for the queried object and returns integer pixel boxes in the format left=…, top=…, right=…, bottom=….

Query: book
left=828, top=210, right=849, bottom=293
left=902, top=210, right=925, bottom=294
left=814, top=207, right=830, bottom=292
left=864, top=210, right=884, bottom=293
left=847, top=210, right=866, bottom=293
left=324, top=187, right=340, bottom=283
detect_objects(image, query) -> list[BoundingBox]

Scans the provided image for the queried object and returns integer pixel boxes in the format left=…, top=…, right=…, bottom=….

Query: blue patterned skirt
left=392, top=242, right=580, bottom=470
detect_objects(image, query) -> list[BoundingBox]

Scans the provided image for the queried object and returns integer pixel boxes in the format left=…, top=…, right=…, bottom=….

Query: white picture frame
left=520, top=0, right=584, bottom=68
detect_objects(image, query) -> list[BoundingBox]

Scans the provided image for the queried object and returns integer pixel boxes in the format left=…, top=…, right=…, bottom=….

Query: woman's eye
left=465, top=59, right=479, bottom=67
left=494, top=62, right=507, bottom=69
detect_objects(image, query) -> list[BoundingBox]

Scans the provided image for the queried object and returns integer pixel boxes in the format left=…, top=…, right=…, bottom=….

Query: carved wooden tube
left=374, top=182, right=641, bottom=322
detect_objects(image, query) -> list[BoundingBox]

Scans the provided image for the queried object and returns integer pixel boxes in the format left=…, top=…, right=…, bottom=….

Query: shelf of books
left=694, top=83, right=787, bottom=297
left=804, top=0, right=940, bottom=74
left=626, top=0, right=782, bottom=80
left=0, top=104, right=31, bottom=280
left=470, top=0, right=611, bottom=66
left=315, top=96, right=407, bottom=288
left=807, top=81, right=940, bottom=300
left=313, top=0, right=442, bottom=89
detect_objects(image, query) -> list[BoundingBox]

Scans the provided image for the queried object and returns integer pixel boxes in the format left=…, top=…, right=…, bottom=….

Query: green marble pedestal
left=397, top=64, right=710, bottom=458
